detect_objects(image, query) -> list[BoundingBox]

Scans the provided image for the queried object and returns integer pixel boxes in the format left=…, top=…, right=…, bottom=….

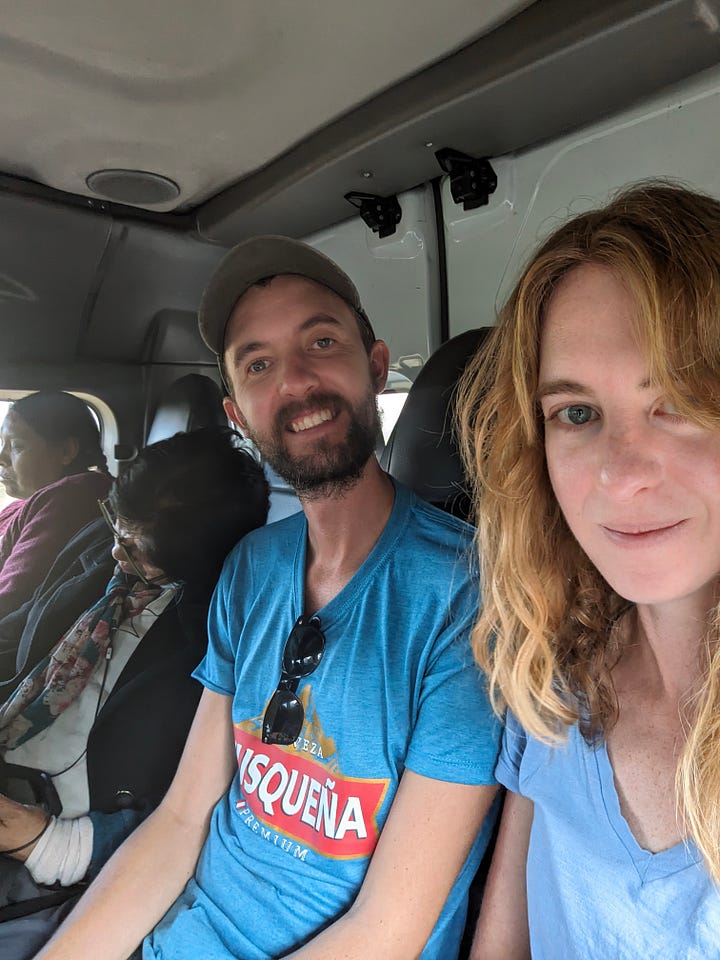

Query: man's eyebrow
left=299, top=314, right=344, bottom=334
left=229, top=340, right=264, bottom=367
left=228, top=314, right=345, bottom=368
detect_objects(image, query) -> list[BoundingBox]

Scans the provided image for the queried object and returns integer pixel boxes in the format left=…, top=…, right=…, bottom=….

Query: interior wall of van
left=444, top=62, right=720, bottom=335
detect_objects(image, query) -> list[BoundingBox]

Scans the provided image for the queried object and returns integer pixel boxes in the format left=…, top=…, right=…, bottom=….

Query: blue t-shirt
left=144, top=482, right=499, bottom=960
left=497, top=711, right=720, bottom=959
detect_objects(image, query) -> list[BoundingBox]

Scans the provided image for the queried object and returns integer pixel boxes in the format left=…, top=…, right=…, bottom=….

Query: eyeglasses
left=97, top=498, right=155, bottom=585
left=262, top=614, right=325, bottom=745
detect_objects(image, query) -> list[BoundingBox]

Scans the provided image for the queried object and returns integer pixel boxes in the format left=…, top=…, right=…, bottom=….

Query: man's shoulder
left=400, top=485, right=475, bottom=552
left=375, top=485, right=476, bottom=605
left=222, top=508, right=305, bottom=570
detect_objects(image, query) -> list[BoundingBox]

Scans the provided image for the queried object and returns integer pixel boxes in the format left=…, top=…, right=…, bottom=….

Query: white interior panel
left=445, top=63, right=720, bottom=335
left=304, top=184, right=439, bottom=372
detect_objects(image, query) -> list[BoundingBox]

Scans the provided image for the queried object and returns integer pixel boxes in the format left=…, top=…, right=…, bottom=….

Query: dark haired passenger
left=0, top=426, right=268, bottom=959
left=0, top=392, right=112, bottom=623
left=458, top=182, right=720, bottom=958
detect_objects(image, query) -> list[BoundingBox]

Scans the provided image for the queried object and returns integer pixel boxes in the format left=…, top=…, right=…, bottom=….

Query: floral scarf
left=0, top=571, right=168, bottom=751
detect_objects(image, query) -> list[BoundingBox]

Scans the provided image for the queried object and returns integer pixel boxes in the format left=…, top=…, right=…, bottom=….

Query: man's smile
left=287, top=407, right=335, bottom=433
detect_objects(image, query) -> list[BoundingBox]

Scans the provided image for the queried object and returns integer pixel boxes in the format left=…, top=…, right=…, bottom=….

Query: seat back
left=381, top=328, right=492, bottom=519
left=146, top=373, right=227, bottom=444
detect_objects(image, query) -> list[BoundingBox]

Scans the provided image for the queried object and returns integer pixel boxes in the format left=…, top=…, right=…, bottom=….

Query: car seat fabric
left=0, top=519, right=113, bottom=687
left=146, top=373, right=226, bottom=445
left=381, top=328, right=492, bottom=520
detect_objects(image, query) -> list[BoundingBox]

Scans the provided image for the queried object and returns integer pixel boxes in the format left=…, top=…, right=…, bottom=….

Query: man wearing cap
left=37, top=238, right=500, bottom=960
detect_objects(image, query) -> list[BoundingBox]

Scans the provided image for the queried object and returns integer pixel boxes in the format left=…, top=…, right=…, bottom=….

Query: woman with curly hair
left=458, top=182, right=720, bottom=958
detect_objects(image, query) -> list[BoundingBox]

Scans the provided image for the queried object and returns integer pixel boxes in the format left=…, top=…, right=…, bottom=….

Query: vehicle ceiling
left=2, top=0, right=718, bottom=242
left=0, top=0, right=533, bottom=213
left=0, top=0, right=719, bottom=391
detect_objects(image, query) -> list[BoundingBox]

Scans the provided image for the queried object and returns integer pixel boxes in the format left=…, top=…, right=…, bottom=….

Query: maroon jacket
left=0, top=472, right=111, bottom=620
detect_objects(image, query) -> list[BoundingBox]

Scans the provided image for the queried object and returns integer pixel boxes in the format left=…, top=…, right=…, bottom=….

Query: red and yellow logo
left=234, top=688, right=389, bottom=859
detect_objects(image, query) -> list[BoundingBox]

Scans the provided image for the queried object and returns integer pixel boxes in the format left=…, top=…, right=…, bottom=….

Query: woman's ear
left=61, top=436, right=80, bottom=467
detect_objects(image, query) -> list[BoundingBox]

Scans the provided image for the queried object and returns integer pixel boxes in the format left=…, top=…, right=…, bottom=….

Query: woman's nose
left=598, top=425, right=661, bottom=497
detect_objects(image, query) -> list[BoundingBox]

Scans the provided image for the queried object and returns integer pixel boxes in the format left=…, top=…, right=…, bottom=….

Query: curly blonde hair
left=457, top=180, right=720, bottom=882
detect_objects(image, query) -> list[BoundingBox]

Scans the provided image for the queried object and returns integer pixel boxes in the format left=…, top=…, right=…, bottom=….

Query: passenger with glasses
left=36, top=238, right=501, bottom=960
left=0, top=427, right=268, bottom=960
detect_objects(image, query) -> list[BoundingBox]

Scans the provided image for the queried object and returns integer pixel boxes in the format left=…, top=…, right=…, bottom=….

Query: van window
left=0, top=400, right=12, bottom=512
left=378, top=371, right=413, bottom=443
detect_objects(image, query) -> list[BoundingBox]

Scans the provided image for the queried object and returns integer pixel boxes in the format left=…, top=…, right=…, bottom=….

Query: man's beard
left=246, top=387, right=381, bottom=500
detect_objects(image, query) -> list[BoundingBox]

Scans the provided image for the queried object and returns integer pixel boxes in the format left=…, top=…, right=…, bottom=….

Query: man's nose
left=598, top=424, right=661, bottom=498
left=277, top=353, right=320, bottom=397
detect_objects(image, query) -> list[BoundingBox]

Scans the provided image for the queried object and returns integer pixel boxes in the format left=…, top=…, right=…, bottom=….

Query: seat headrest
left=147, top=374, right=227, bottom=445
left=381, top=328, right=492, bottom=519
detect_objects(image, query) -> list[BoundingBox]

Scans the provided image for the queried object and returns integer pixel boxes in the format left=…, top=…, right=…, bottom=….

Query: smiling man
left=36, top=237, right=500, bottom=960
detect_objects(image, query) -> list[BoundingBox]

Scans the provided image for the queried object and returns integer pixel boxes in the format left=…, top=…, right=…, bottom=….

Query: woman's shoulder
left=7, top=473, right=111, bottom=542
left=0, top=498, right=24, bottom=532
left=23, top=471, right=112, bottom=511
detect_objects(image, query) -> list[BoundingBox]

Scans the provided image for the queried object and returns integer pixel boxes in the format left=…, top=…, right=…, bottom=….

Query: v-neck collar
left=290, top=479, right=409, bottom=630
left=594, top=739, right=700, bottom=883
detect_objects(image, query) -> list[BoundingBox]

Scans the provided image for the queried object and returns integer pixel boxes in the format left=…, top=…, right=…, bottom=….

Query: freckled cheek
left=545, top=443, right=591, bottom=521
left=675, top=440, right=720, bottom=495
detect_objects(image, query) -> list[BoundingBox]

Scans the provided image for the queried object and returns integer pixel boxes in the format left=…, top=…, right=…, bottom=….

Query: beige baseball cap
left=198, top=235, right=375, bottom=357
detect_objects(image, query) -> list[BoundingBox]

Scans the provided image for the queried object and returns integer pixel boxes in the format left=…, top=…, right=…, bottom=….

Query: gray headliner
left=0, top=0, right=531, bottom=212
left=0, top=0, right=716, bottom=244
left=198, top=0, right=720, bottom=243
left=0, top=0, right=718, bottom=395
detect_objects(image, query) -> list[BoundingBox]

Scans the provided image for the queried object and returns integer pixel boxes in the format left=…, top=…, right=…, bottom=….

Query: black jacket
left=0, top=519, right=208, bottom=814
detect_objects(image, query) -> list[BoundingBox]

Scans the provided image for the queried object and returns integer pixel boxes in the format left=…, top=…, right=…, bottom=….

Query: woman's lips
left=601, top=519, right=686, bottom=544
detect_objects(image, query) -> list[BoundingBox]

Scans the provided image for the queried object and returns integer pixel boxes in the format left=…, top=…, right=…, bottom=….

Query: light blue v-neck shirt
left=497, top=711, right=720, bottom=959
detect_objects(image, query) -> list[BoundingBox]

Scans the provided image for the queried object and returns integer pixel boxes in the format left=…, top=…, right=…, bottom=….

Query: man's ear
left=223, top=396, right=247, bottom=433
left=369, top=339, right=390, bottom=394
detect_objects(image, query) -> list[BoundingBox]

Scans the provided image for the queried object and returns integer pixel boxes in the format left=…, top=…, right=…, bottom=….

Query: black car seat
left=381, top=327, right=492, bottom=520
left=381, top=326, right=499, bottom=960
left=146, top=373, right=227, bottom=444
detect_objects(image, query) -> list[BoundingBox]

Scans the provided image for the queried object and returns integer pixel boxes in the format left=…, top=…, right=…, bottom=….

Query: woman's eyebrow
left=537, top=376, right=655, bottom=402
left=536, top=379, right=588, bottom=402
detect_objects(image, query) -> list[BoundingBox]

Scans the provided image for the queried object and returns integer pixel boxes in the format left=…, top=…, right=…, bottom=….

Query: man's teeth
left=290, top=409, right=333, bottom=432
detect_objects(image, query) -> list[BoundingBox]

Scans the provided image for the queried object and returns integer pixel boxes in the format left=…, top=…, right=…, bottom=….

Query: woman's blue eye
left=315, top=337, right=333, bottom=349
left=557, top=404, right=597, bottom=425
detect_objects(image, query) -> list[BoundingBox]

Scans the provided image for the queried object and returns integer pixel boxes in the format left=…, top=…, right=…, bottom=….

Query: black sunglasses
left=262, top=614, right=325, bottom=745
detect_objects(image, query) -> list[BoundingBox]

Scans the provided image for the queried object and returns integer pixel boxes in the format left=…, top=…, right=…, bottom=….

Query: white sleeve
left=24, top=814, right=94, bottom=886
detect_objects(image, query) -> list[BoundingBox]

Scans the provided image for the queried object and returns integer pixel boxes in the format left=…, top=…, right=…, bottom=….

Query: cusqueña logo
left=234, top=688, right=389, bottom=859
